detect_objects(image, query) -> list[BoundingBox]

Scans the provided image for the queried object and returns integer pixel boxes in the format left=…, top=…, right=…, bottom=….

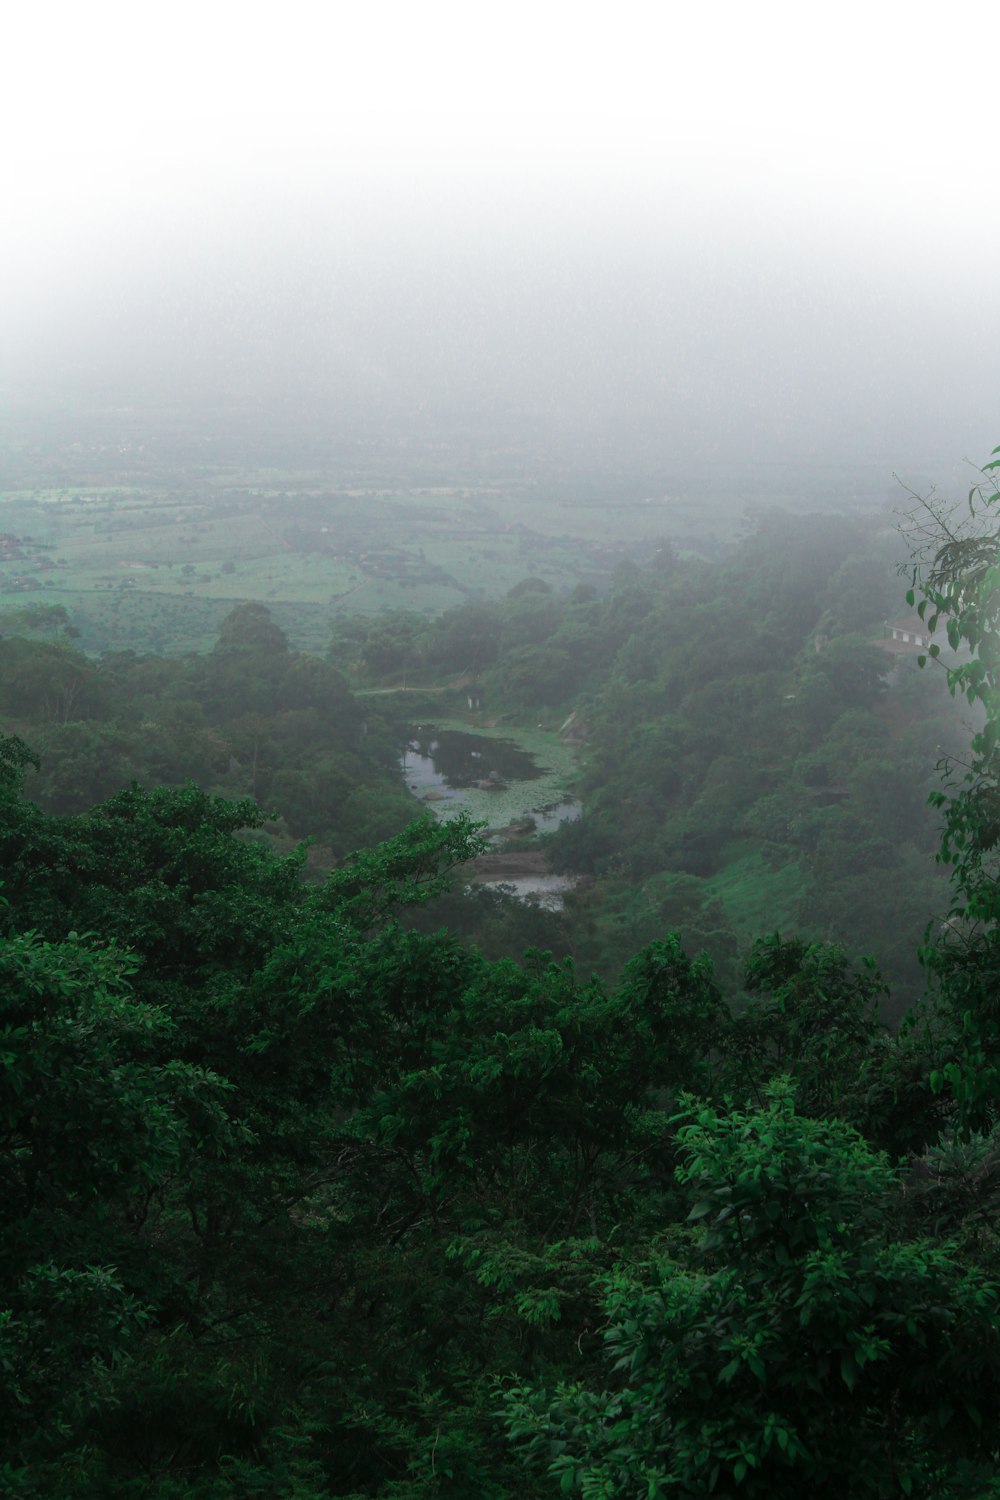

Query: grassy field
left=0, top=401, right=887, bottom=656
left=0, top=478, right=701, bottom=653
left=705, top=847, right=804, bottom=935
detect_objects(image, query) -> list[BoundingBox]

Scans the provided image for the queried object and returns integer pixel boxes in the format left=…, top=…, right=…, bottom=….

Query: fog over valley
left=3, top=4, right=998, bottom=498
left=10, top=11, right=1000, bottom=1494
left=4, top=183, right=998, bottom=495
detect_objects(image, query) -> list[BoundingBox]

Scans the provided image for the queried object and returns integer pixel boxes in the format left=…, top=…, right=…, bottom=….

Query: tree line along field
left=0, top=501, right=967, bottom=1020
left=0, top=481, right=706, bottom=655
left=0, top=397, right=899, bottom=656
left=0, top=401, right=970, bottom=1013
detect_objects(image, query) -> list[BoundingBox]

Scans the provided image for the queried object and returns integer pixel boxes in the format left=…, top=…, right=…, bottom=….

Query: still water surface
left=403, top=729, right=580, bottom=829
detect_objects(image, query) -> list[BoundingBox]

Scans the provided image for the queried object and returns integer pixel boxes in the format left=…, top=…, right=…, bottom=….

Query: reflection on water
left=402, top=725, right=581, bottom=906
left=474, top=874, right=577, bottom=910
left=532, top=799, right=582, bottom=834
left=404, top=728, right=541, bottom=788
left=401, top=727, right=581, bottom=830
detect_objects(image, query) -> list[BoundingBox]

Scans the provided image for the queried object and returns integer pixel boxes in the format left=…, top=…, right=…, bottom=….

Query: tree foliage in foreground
left=8, top=452, right=1000, bottom=1496
left=0, top=730, right=995, bottom=1499
left=507, top=1083, right=1000, bottom=1499
left=500, top=446, right=1000, bottom=1500
left=903, top=449, right=1000, bottom=1128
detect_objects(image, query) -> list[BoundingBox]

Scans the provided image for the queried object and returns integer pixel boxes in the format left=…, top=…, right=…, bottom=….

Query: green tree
left=726, top=935, right=891, bottom=1131
left=507, top=1082, right=1000, bottom=1499
left=428, top=600, right=501, bottom=673
left=213, top=600, right=289, bottom=654
left=0, top=638, right=107, bottom=723
left=903, top=448, right=1000, bottom=1125
left=0, top=923, right=240, bottom=1485
left=0, top=755, right=496, bottom=1494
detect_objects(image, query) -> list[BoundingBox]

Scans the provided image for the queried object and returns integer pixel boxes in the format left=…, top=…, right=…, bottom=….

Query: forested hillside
left=0, top=510, right=968, bottom=1011
left=333, top=511, right=967, bottom=1013
left=0, top=601, right=415, bottom=862
left=5, top=469, right=1000, bottom=1496
left=9, top=1, right=1000, bottom=1489
left=0, top=741, right=996, bottom=1500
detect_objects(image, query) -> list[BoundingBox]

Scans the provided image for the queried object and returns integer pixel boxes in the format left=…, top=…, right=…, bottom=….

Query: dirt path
left=355, top=673, right=474, bottom=697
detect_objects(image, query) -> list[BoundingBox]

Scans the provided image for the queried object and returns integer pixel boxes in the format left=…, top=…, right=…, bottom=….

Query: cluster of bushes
left=0, top=602, right=415, bottom=860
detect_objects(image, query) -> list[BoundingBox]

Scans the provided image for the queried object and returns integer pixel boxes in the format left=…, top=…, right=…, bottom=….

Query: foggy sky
left=3, top=2, right=998, bottom=484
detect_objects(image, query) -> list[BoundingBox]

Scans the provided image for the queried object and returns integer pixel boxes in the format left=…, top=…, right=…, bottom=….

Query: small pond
left=405, top=728, right=541, bottom=792
left=401, top=726, right=581, bottom=907
left=474, top=873, right=578, bottom=910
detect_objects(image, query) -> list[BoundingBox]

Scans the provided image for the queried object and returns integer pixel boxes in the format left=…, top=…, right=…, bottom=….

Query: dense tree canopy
left=6, top=469, right=1000, bottom=1495
left=0, top=604, right=414, bottom=859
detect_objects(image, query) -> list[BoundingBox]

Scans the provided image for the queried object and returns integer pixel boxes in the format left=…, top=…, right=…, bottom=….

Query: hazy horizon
left=3, top=2, right=998, bottom=491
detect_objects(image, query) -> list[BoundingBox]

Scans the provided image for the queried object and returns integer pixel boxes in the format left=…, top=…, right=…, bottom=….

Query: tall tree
left=903, top=447, right=1000, bottom=1126
left=507, top=1082, right=1000, bottom=1499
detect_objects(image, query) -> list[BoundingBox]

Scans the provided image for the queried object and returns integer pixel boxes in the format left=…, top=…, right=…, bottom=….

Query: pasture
left=0, top=406, right=889, bottom=655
